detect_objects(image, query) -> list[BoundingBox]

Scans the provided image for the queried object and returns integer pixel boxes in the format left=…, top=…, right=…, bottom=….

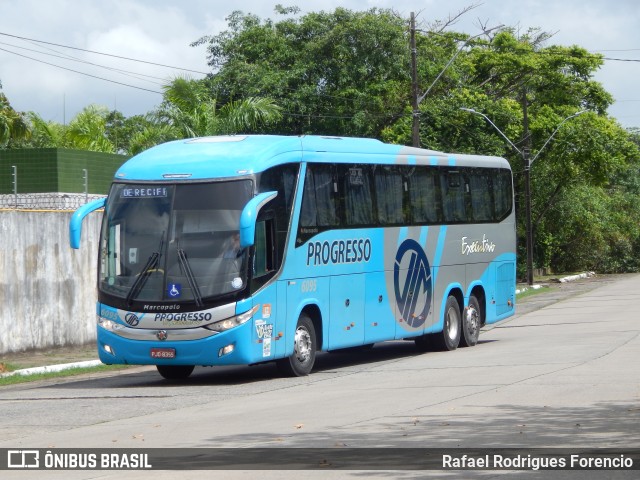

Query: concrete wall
left=0, top=210, right=102, bottom=354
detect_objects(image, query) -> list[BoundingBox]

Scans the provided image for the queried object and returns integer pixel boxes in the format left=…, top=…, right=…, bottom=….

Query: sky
left=1, top=0, right=639, bottom=128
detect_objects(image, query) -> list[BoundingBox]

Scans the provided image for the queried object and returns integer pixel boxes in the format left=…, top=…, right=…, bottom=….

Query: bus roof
left=114, top=135, right=510, bottom=181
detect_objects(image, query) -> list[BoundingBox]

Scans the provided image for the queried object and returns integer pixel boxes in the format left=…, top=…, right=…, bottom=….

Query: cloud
left=0, top=0, right=638, bottom=127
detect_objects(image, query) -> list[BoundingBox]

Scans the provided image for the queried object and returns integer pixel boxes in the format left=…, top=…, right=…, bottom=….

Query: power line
left=0, top=31, right=209, bottom=75
left=602, top=57, right=640, bottom=63
left=0, top=47, right=162, bottom=95
left=0, top=40, right=167, bottom=85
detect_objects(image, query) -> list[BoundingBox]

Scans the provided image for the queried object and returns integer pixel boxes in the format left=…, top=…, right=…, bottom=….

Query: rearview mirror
left=69, top=198, right=106, bottom=249
left=239, top=191, right=278, bottom=248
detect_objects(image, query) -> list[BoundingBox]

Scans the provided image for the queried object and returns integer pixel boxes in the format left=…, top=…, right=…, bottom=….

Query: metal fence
left=0, top=192, right=106, bottom=211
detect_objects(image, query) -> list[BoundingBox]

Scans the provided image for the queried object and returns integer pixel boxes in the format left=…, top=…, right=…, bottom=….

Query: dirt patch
left=0, top=343, right=97, bottom=370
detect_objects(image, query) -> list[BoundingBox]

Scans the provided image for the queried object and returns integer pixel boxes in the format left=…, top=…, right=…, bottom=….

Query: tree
left=23, top=105, right=116, bottom=153
left=0, top=91, right=30, bottom=147
left=437, top=30, right=633, bottom=275
left=25, top=112, right=66, bottom=148
left=105, top=111, right=152, bottom=155
left=194, top=9, right=640, bottom=274
left=128, top=76, right=282, bottom=153
left=158, top=76, right=282, bottom=137
left=65, top=105, right=115, bottom=153
left=193, top=7, right=411, bottom=137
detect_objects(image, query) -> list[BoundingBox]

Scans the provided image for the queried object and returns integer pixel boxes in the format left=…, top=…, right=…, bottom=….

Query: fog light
left=218, top=344, right=235, bottom=357
left=103, top=344, right=114, bottom=355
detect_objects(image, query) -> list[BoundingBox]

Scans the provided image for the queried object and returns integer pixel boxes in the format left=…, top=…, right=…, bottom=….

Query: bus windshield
left=99, top=180, right=253, bottom=307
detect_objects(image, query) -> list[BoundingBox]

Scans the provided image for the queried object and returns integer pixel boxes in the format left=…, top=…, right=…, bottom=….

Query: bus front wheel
left=434, top=295, right=462, bottom=351
left=276, top=313, right=317, bottom=377
left=156, top=364, right=195, bottom=380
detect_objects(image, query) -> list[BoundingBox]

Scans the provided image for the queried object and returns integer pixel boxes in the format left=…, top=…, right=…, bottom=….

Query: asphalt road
left=1, top=273, right=639, bottom=479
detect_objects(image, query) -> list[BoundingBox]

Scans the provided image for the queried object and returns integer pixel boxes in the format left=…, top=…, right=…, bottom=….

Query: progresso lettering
left=306, top=238, right=372, bottom=266
left=154, top=312, right=212, bottom=322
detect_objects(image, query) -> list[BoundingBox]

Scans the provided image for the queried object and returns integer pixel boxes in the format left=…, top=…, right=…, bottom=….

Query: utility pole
left=409, top=17, right=503, bottom=148
left=410, top=12, right=420, bottom=147
left=521, top=91, right=534, bottom=286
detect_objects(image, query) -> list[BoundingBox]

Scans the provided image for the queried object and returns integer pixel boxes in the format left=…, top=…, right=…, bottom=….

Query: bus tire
left=276, top=313, right=316, bottom=377
left=434, top=295, right=461, bottom=351
left=460, top=295, right=481, bottom=347
left=156, top=365, right=195, bottom=380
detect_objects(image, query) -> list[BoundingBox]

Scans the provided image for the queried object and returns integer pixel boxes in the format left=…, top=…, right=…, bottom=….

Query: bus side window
left=442, top=170, right=467, bottom=223
left=494, top=169, right=513, bottom=221
left=300, top=164, right=339, bottom=228
left=340, top=164, right=374, bottom=226
left=469, top=168, right=494, bottom=222
left=254, top=218, right=275, bottom=278
left=374, top=166, right=405, bottom=225
left=406, top=167, right=441, bottom=224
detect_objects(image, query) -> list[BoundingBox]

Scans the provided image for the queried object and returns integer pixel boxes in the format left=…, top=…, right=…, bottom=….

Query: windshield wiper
left=126, top=235, right=164, bottom=307
left=177, top=240, right=203, bottom=307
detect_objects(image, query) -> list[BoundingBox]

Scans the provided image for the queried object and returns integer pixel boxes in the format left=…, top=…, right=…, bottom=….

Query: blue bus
left=70, top=135, right=516, bottom=379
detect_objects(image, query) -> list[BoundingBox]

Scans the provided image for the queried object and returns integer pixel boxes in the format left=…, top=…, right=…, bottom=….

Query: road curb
left=0, top=360, right=102, bottom=378
left=557, top=271, right=596, bottom=283
left=516, top=271, right=596, bottom=294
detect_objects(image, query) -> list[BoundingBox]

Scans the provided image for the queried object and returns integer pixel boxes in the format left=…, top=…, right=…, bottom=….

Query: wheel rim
left=446, top=307, right=459, bottom=341
left=466, top=306, right=479, bottom=337
left=294, top=326, right=312, bottom=364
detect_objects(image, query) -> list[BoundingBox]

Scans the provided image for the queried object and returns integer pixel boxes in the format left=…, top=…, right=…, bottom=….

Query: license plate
left=150, top=348, right=176, bottom=359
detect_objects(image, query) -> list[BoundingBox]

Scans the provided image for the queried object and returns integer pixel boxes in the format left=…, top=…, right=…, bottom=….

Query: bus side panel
left=328, top=274, right=365, bottom=349
left=283, top=276, right=331, bottom=353
left=364, top=271, right=396, bottom=344
left=249, top=285, right=281, bottom=362
left=485, top=257, right=516, bottom=323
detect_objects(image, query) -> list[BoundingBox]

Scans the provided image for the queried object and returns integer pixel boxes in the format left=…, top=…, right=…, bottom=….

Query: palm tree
left=158, top=76, right=282, bottom=138
left=129, top=123, right=177, bottom=155
left=65, top=104, right=115, bottom=153
left=27, top=112, right=66, bottom=148
left=28, top=105, right=116, bottom=153
left=0, top=92, right=31, bottom=147
left=126, top=76, right=282, bottom=155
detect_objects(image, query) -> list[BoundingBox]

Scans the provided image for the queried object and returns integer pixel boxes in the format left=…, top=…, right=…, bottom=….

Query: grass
left=0, top=362, right=20, bottom=374
left=0, top=364, right=131, bottom=387
left=516, top=285, right=551, bottom=301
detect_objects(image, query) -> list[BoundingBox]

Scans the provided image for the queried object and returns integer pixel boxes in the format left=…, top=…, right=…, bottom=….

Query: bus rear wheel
left=276, top=313, right=316, bottom=377
left=434, top=295, right=461, bottom=351
left=156, top=365, right=195, bottom=380
left=460, top=295, right=481, bottom=347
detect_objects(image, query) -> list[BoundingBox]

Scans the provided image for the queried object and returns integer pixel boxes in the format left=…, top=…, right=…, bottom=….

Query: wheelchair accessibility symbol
left=168, top=283, right=181, bottom=298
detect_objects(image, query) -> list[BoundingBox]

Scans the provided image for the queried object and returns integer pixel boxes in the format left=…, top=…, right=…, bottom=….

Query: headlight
left=97, top=317, right=126, bottom=332
left=204, top=305, right=259, bottom=333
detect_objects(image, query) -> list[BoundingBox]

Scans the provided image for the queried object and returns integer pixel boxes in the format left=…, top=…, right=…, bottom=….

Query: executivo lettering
left=461, top=235, right=496, bottom=255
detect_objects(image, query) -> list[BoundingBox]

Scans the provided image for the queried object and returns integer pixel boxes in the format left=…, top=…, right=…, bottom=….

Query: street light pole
left=460, top=107, right=587, bottom=285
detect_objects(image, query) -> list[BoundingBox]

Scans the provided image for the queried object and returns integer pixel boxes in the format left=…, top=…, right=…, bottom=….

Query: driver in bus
left=223, top=232, right=241, bottom=259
